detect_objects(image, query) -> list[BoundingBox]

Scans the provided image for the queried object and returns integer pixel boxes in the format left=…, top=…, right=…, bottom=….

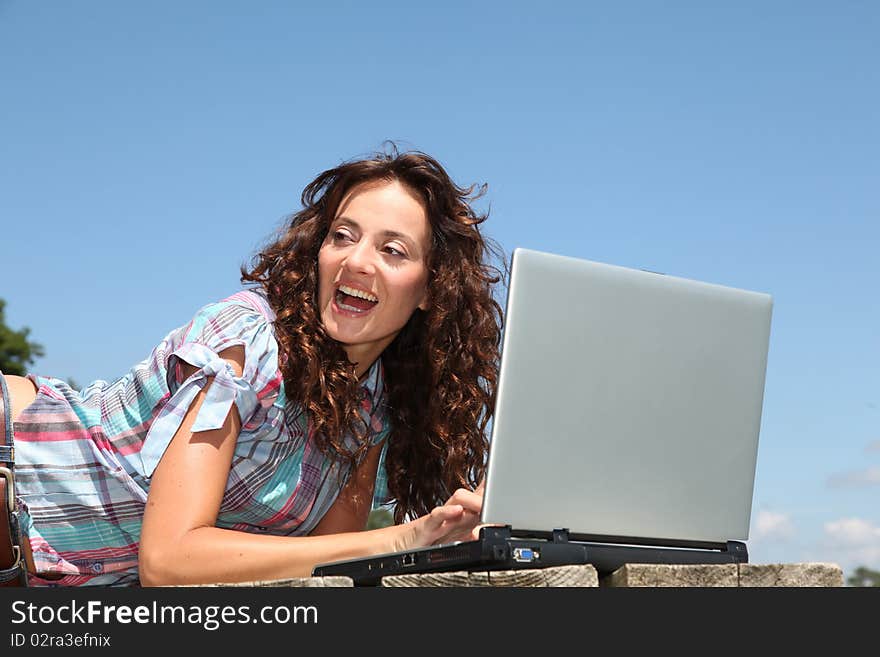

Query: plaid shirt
left=14, top=290, right=391, bottom=586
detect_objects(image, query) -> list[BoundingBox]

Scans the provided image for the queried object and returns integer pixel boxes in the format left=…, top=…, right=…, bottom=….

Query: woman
left=0, top=146, right=504, bottom=586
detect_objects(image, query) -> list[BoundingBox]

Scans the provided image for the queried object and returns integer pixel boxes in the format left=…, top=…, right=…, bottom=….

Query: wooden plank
left=738, top=563, right=844, bottom=587
left=170, top=576, right=354, bottom=587
left=381, top=571, right=471, bottom=587
left=381, top=565, right=598, bottom=587
left=601, top=563, right=739, bottom=587
left=487, top=565, right=598, bottom=587
left=601, top=562, right=845, bottom=587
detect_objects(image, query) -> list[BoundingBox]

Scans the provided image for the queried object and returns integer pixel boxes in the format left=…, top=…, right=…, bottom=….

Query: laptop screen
left=481, top=248, right=773, bottom=545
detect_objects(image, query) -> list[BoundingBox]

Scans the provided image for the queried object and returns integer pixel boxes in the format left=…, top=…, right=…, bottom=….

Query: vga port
left=512, top=547, right=540, bottom=563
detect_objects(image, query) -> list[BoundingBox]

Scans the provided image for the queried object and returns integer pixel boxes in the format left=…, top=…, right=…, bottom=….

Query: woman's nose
left=343, top=241, right=375, bottom=274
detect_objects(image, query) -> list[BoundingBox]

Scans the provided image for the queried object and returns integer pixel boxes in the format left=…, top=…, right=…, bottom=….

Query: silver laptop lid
left=481, top=248, right=773, bottom=544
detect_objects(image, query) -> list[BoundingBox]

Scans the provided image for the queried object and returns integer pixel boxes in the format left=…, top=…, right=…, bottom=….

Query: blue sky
left=2, top=2, right=877, bottom=578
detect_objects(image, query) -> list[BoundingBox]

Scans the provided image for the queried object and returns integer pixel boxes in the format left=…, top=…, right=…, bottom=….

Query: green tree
left=0, top=298, right=44, bottom=375
left=847, top=566, right=880, bottom=587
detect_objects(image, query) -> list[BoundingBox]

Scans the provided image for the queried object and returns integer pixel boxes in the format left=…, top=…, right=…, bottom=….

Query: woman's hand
left=400, top=479, right=486, bottom=549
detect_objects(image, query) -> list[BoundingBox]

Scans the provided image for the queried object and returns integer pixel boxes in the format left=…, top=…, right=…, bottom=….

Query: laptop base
left=312, top=526, right=749, bottom=586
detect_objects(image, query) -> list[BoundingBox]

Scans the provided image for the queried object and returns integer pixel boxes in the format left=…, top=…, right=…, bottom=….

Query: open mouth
left=335, top=284, right=379, bottom=315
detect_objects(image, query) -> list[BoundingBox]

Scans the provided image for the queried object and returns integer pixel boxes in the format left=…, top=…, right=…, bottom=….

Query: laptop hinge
left=480, top=525, right=512, bottom=541
left=551, top=528, right=570, bottom=543
left=725, top=540, right=748, bottom=561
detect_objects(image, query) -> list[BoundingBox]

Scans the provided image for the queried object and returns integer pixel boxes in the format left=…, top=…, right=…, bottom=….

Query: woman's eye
left=384, top=245, right=405, bottom=257
left=333, top=230, right=352, bottom=242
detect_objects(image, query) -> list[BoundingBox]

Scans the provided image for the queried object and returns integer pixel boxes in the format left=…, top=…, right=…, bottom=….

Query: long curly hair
left=241, top=144, right=505, bottom=523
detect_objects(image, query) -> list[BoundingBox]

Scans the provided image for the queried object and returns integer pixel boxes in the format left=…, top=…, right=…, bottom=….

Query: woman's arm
left=139, top=347, right=481, bottom=586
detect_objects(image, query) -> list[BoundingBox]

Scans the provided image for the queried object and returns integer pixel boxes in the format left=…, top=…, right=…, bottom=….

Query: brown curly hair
left=241, top=144, right=505, bottom=523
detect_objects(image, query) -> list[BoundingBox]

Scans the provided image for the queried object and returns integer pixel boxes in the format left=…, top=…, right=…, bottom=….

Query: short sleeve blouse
left=14, top=290, right=392, bottom=586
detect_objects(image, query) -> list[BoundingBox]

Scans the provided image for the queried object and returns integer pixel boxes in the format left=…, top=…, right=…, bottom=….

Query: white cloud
left=825, top=517, right=880, bottom=545
left=821, top=518, right=880, bottom=573
left=866, top=441, right=880, bottom=454
left=752, top=510, right=795, bottom=541
left=826, top=466, right=880, bottom=488
left=748, top=514, right=880, bottom=577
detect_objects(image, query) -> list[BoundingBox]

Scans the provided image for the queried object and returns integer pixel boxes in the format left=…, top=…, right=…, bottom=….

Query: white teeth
left=338, top=284, right=378, bottom=303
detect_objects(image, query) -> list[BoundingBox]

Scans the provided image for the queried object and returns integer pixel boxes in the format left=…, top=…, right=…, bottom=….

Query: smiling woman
left=317, top=180, right=432, bottom=373
left=0, top=144, right=505, bottom=587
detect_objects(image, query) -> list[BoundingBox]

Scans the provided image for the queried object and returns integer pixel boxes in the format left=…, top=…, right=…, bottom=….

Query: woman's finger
left=434, top=510, right=483, bottom=544
left=423, top=504, right=465, bottom=535
left=446, top=488, right=483, bottom=513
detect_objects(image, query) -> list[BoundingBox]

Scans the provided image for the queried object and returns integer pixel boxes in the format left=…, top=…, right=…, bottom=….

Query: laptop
left=313, top=248, right=773, bottom=585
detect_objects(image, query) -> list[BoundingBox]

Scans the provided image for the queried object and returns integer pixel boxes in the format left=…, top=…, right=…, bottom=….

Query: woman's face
left=317, top=179, right=432, bottom=375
